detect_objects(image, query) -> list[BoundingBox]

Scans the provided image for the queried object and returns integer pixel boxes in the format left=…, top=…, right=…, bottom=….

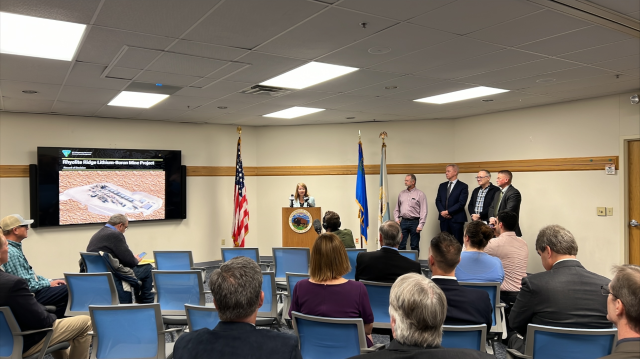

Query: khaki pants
left=23, top=315, right=92, bottom=359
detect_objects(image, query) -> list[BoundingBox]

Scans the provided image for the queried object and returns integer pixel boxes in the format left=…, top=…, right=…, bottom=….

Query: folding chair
left=185, top=304, right=220, bottom=332
left=442, top=324, right=487, bottom=351
left=0, top=307, right=70, bottom=359
left=398, top=250, right=419, bottom=261
left=63, top=273, right=118, bottom=316
left=360, top=281, right=393, bottom=330
left=344, top=249, right=366, bottom=280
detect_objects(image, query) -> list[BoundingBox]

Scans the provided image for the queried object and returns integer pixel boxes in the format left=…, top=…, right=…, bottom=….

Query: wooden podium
left=282, top=207, right=321, bottom=248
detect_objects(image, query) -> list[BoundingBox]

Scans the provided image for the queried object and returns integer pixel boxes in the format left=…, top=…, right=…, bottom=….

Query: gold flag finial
left=237, top=126, right=242, bottom=135
left=379, top=131, right=387, bottom=144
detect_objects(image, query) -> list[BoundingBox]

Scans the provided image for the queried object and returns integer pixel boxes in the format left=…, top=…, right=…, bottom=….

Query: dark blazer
left=435, top=180, right=469, bottom=223
left=355, top=247, right=422, bottom=283
left=509, top=260, right=611, bottom=336
left=431, top=278, right=493, bottom=330
left=487, top=185, right=522, bottom=236
left=173, top=321, right=302, bottom=359
left=0, top=270, right=57, bottom=353
left=87, top=226, right=138, bottom=268
left=467, top=184, right=500, bottom=222
left=600, top=339, right=640, bottom=359
left=347, top=340, right=494, bottom=359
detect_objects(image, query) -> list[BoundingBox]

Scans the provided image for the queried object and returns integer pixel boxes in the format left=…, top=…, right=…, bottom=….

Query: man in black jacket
left=488, top=170, right=522, bottom=236
left=355, top=220, right=421, bottom=283
left=0, top=233, right=92, bottom=359
left=467, top=170, right=500, bottom=223
left=86, top=214, right=154, bottom=303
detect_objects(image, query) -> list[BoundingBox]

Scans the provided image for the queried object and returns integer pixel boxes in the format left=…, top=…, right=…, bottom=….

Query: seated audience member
left=429, top=232, right=492, bottom=330
left=1, top=214, right=68, bottom=319
left=323, top=210, right=356, bottom=248
left=355, top=220, right=421, bottom=283
left=173, top=256, right=301, bottom=359
left=484, top=211, right=528, bottom=318
left=600, top=265, right=640, bottom=359
left=348, top=273, right=493, bottom=359
left=86, top=213, right=154, bottom=303
left=456, top=220, right=504, bottom=283
left=0, top=232, right=92, bottom=359
left=508, top=225, right=611, bottom=353
left=290, top=233, right=375, bottom=346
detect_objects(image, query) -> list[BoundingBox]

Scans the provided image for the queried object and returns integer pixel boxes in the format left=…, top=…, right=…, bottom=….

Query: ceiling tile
left=57, top=85, right=119, bottom=104
left=370, top=37, right=504, bottom=74
left=174, top=111, right=216, bottom=122
left=115, top=48, right=162, bottom=70
left=260, top=90, right=335, bottom=107
left=183, top=0, right=325, bottom=49
left=95, top=106, right=144, bottom=119
left=205, top=62, right=252, bottom=81
left=468, top=10, right=591, bottom=47
left=457, top=58, right=580, bottom=85
left=147, top=52, right=229, bottom=77
left=0, top=0, right=101, bottom=23
left=2, top=98, right=53, bottom=113
left=304, top=93, right=376, bottom=109
left=559, top=38, right=640, bottom=64
left=107, top=67, right=141, bottom=81
left=416, top=49, right=544, bottom=80
left=495, top=66, right=617, bottom=90
left=593, top=55, right=640, bottom=72
left=136, top=71, right=201, bottom=87
left=384, top=81, right=478, bottom=101
left=546, top=79, right=640, bottom=99
left=517, top=25, right=632, bottom=56
left=50, top=101, right=104, bottom=116
left=0, top=54, right=70, bottom=85
left=337, top=0, right=455, bottom=21
left=191, top=93, right=268, bottom=113
left=409, top=0, right=541, bottom=35
left=232, top=102, right=294, bottom=116
left=317, top=23, right=457, bottom=68
left=224, top=52, right=306, bottom=84
left=174, top=80, right=252, bottom=99
left=76, top=27, right=175, bottom=65
left=347, top=75, right=442, bottom=97
left=151, top=95, right=213, bottom=111
left=256, top=7, right=398, bottom=59
left=0, top=81, right=61, bottom=101
left=167, top=40, right=249, bottom=61
left=66, top=63, right=130, bottom=90
left=520, top=73, right=639, bottom=95
left=586, top=1, right=640, bottom=15
left=307, top=69, right=400, bottom=93
left=627, top=11, right=639, bottom=20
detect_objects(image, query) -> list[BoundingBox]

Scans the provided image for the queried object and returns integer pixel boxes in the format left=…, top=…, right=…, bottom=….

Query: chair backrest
left=398, top=250, right=419, bottom=261
left=64, top=273, right=119, bottom=316
left=285, top=272, right=310, bottom=295
left=185, top=304, right=220, bottom=332
left=258, top=272, right=278, bottom=318
left=221, top=247, right=259, bottom=263
left=89, top=303, right=167, bottom=359
left=459, top=282, right=500, bottom=328
left=0, top=307, right=22, bottom=359
left=153, top=251, right=194, bottom=271
left=272, top=248, right=310, bottom=280
left=152, top=270, right=205, bottom=315
left=292, top=311, right=366, bottom=359
left=442, top=325, right=487, bottom=351
left=360, top=280, right=393, bottom=329
left=525, top=324, right=618, bottom=359
left=344, top=249, right=366, bottom=280
left=80, top=252, right=110, bottom=273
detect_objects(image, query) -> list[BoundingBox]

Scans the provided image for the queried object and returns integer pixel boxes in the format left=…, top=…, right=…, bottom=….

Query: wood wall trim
left=1, top=156, right=618, bottom=178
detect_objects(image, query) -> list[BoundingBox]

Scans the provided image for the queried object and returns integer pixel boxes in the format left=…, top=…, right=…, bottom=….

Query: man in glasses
left=508, top=224, right=611, bottom=353
left=1, top=214, right=69, bottom=319
left=467, top=169, right=499, bottom=223
left=600, top=265, right=640, bottom=358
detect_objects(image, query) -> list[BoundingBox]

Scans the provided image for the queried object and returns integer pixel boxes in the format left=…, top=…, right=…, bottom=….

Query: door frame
left=619, top=135, right=640, bottom=264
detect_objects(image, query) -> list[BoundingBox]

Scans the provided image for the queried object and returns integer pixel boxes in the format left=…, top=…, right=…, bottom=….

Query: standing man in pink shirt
left=394, top=174, right=428, bottom=253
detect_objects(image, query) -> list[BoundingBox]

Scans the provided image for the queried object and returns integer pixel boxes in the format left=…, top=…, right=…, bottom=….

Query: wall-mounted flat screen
left=33, top=147, right=185, bottom=227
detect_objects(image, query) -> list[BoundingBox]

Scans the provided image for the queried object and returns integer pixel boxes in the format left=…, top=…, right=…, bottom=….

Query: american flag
left=232, top=136, right=249, bottom=247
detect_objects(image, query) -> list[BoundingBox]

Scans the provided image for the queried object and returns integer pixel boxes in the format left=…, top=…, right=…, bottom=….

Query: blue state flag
left=356, top=141, right=369, bottom=246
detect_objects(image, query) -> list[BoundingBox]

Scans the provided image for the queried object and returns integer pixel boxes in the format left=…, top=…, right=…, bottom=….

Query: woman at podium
left=290, top=183, right=315, bottom=207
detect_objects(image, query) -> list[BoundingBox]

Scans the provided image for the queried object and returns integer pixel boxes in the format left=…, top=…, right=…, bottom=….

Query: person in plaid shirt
left=1, top=214, right=68, bottom=318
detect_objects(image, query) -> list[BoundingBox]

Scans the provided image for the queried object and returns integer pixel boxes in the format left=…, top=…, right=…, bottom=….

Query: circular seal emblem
left=289, top=209, right=312, bottom=234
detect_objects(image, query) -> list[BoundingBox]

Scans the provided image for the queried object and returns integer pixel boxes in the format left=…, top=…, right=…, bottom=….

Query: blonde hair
left=295, top=183, right=309, bottom=202
left=309, top=233, right=350, bottom=282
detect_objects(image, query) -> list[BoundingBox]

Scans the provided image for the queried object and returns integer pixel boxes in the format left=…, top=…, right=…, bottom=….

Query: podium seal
left=289, top=209, right=312, bottom=234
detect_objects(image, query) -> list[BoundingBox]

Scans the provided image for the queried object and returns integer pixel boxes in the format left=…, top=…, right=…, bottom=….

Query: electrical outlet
left=597, top=207, right=606, bottom=216
left=607, top=207, right=613, bottom=216
left=221, top=238, right=226, bottom=245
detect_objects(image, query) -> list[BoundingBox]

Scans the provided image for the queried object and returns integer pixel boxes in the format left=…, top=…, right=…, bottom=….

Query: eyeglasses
left=475, top=176, right=488, bottom=179
left=600, top=285, right=612, bottom=296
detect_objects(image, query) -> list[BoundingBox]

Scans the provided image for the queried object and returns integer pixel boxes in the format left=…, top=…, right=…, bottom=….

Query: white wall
left=1, top=92, right=638, bottom=278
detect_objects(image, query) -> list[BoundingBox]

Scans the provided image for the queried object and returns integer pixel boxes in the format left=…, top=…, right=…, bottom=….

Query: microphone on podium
left=289, top=194, right=294, bottom=208
left=313, top=219, right=322, bottom=234
left=304, top=196, right=313, bottom=207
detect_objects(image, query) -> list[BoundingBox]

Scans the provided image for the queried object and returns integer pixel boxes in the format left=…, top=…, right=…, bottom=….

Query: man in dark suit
left=467, top=170, right=500, bottom=223
left=173, top=256, right=302, bottom=359
left=488, top=170, right=522, bottom=236
left=355, top=220, right=422, bottom=283
left=600, top=265, right=640, bottom=359
left=508, top=225, right=611, bottom=353
left=435, top=164, right=469, bottom=244
left=347, top=273, right=493, bottom=359
left=429, top=232, right=492, bottom=330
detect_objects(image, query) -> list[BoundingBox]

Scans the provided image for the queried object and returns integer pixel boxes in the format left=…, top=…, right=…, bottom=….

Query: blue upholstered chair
left=185, top=304, right=220, bottom=332
left=442, top=324, right=487, bottom=351
left=272, top=248, right=310, bottom=283
left=79, top=251, right=110, bottom=273
left=153, top=251, right=205, bottom=272
left=360, top=280, right=392, bottom=329
left=0, top=307, right=70, bottom=359
left=221, top=247, right=260, bottom=263
left=344, top=248, right=366, bottom=280
left=282, top=272, right=310, bottom=321
left=398, top=250, right=419, bottom=261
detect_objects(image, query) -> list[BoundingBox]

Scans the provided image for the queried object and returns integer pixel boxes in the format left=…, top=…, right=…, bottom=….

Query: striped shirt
left=474, top=186, right=491, bottom=214
left=484, top=232, right=528, bottom=292
left=4, top=240, right=50, bottom=293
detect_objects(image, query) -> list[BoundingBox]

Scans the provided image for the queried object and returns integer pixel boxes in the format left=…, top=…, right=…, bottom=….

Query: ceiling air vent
left=239, top=85, right=292, bottom=97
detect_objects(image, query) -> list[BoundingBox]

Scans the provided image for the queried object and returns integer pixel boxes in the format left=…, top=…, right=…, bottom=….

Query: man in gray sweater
left=86, top=214, right=154, bottom=303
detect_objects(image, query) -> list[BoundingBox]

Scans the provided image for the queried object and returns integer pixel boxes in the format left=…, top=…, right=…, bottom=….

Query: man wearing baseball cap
left=1, top=214, right=69, bottom=319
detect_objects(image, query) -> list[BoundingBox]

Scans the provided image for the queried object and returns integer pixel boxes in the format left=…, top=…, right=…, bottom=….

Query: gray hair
left=389, top=273, right=447, bottom=348
left=610, top=265, right=640, bottom=333
left=107, top=214, right=128, bottom=226
left=379, top=221, right=402, bottom=247
left=446, top=164, right=459, bottom=173
left=535, top=225, right=578, bottom=255
left=209, top=256, right=262, bottom=321
left=480, top=169, right=491, bottom=178
left=1, top=228, right=10, bottom=236
left=406, top=174, right=416, bottom=184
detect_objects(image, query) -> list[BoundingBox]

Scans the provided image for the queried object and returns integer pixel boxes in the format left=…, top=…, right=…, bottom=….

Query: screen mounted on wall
left=33, top=147, right=185, bottom=227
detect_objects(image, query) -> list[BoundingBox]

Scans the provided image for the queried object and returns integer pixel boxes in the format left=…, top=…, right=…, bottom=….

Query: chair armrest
left=161, top=328, right=182, bottom=334
left=191, top=267, right=206, bottom=271
left=497, top=303, right=506, bottom=308
left=14, top=328, right=53, bottom=336
left=361, top=344, right=385, bottom=353
left=506, top=348, right=531, bottom=359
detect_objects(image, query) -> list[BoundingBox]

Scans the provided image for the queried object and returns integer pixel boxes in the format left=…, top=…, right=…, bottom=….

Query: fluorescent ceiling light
left=414, top=86, right=509, bottom=104
left=0, top=12, right=86, bottom=61
left=260, top=62, right=359, bottom=89
left=263, top=106, right=325, bottom=119
left=108, top=91, right=170, bottom=108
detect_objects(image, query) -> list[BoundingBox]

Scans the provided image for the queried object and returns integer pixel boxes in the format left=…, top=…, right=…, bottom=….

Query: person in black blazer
left=348, top=273, right=493, bottom=359
left=173, top=257, right=301, bottom=359
left=508, top=225, right=611, bottom=353
left=355, top=221, right=422, bottom=283
left=467, top=170, right=500, bottom=222
left=435, top=164, right=469, bottom=244
left=488, top=170, right=522, bottom=236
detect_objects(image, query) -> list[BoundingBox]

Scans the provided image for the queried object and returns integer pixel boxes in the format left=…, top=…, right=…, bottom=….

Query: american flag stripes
left=232, top=135, right=249, bottom=247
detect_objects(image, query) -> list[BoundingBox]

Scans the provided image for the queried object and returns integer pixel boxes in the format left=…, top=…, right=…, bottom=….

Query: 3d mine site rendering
left=60, top=182, right=163, bottom=216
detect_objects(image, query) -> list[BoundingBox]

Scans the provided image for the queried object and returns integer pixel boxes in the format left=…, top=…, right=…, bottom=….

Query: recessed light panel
left=0, top=12, right=86, bottom=61
left=260, top=62, right=358, bottom=89
left=414, top=86, right=509, bottom=104
left=263, top=106, right=325, bottom=119
left=108, top=91, right=169, bottom=108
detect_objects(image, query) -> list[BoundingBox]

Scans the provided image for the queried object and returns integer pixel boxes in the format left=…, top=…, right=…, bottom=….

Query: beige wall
left=1, top=92, right=638, bottom=278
